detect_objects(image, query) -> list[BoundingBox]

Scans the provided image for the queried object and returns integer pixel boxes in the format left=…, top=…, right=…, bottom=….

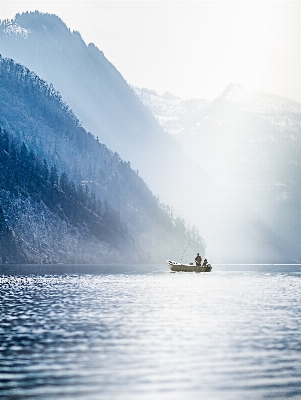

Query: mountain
left=0, top=55, right=204, bottom=264
left=0, top=12, right=295, bottom=263
left=0, top=12, right=184, bottom=201
left=0, top=128, right=133, bottom=264
left=136, top=84, right=301, bottom=260
left=134, top=87, right=211, bottom=136
left=0, top=12, right=218, bottom=257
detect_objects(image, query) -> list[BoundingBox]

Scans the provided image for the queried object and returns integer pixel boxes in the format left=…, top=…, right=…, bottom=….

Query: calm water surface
left=1, top=264, right=301, bottom=399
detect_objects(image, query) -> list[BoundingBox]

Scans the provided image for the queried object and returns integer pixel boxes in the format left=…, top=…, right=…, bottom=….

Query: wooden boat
left=167, top=260, right=212, bottom=273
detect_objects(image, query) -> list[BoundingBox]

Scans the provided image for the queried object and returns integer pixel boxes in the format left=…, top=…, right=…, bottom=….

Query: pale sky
left=1, top=1, right=301, bottom=102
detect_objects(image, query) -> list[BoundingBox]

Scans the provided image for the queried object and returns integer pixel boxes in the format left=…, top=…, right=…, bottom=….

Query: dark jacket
left=195, top=255, right=202, bottom=265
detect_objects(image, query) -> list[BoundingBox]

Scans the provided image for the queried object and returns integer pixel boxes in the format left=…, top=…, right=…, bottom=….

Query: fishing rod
left=180, top=243, right=190, bottom=263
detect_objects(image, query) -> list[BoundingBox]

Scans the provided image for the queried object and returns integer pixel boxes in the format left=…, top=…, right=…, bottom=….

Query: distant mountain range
left=0, top=11, right=298, bottom=263
left=135, top=84, right=301, bottom=259
left=0, top=55, right=204, bottom=263
left=134, top=87, right=210, bottom=136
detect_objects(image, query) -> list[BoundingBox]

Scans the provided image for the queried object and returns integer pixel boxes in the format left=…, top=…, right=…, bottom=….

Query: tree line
left=0, top=127, right=128, bottom=242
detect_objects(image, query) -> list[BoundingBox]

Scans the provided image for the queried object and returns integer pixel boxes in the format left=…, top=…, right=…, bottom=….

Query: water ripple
left=1, top=269, right=301, bottom=398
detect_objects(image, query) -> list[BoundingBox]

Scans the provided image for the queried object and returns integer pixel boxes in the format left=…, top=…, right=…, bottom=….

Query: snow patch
left=4, top=22, right=30, bottom=38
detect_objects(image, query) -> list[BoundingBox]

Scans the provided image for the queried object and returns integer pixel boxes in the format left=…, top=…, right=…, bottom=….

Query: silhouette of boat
left=167, top=260, right=212, bottom=272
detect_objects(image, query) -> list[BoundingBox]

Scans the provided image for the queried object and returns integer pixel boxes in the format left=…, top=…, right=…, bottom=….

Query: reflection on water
left=1, top=265, right=301, bottom=399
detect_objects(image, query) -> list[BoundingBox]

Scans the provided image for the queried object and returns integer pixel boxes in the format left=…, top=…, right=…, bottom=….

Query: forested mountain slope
left=0, top=12, right=184, bottom=201
left=0, top=13, right=218, bottom=235
left=0, top=56, right=204, bottom=263
left=0, top=128, right=133, bottom=263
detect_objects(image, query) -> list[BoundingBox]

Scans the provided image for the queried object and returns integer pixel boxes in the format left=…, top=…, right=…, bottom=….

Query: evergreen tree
left=1, top=129, right=9, bottom=153
left=20, top=142, right=28, bottom=166
left=59, top=172, right=69, bottom=192
left=50, top=165, right=58, bottom=185
left=42, top=159, right=49, bottom=180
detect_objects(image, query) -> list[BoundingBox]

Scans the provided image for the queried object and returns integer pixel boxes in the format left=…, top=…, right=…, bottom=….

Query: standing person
left=195, top=253, right=202, bottom=266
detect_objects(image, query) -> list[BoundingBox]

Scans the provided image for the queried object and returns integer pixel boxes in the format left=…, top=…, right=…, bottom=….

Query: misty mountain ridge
left=0, top=55, right=205, bottom=263
left=0, top=12, right=214, bottom=212
left=0, top=11, right=296, bottom=263
left=134, top=87, right=210, bottom=136
left=0, top=11, right=176, bottom=191
left=136, top=83, right=301, bottom=138
left=136, top=84, right=301, bottom=259
left=220, top=83, right=301, bottom=132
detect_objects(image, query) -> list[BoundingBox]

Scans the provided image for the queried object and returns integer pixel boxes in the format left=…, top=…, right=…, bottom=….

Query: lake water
left=1, top=264, right=301, bottom=399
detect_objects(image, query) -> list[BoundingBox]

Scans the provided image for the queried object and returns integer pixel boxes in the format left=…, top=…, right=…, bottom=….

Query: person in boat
left=202, top=259, right=208, bottom=267
left=195, top=253, right=202, bottom=266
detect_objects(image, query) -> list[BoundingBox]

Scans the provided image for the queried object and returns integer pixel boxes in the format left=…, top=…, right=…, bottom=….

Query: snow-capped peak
left=220, top=83, right=301, bottom=116
left=220, top=83, right=244, bottom=100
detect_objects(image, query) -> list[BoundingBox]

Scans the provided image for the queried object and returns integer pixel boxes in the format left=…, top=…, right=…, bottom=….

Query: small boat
left=167, top=260, right=212, bottom=273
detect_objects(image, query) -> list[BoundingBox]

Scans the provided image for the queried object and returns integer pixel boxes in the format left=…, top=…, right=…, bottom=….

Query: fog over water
left=1, top=264, right=301, bottom=399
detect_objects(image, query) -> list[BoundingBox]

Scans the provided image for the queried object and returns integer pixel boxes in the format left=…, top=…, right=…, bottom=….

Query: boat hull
left=167, top=260, right=212, bottom=273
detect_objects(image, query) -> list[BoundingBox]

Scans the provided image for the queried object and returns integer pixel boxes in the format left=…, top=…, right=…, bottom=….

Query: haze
left=1, top=1, right=301, bottom=102
left=1, top=2, right=301, bottom=263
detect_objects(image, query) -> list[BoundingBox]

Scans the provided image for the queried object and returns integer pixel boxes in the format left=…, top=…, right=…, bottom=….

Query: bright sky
left=1, top=1, right=301, bottom=102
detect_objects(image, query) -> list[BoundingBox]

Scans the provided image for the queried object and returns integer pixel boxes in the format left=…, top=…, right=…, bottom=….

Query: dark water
left=1, top=264, right=301, bottom=399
